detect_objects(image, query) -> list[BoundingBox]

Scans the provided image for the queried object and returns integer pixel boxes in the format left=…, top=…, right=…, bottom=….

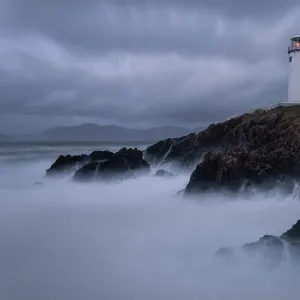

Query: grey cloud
left=5, top=0, right=300, bottom=22
left=0, top=0, right=298, bottom=132
left=2, top=0, right=299, bottom=55
left=0, top=50, right=286, bottom=127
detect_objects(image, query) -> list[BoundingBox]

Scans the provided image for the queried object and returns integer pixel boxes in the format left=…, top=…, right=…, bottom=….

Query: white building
left=288, top=35, right=300, bottom=103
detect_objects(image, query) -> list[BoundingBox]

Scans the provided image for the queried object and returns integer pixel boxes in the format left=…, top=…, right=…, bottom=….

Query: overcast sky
left=0, top=0, right=299, bottom=133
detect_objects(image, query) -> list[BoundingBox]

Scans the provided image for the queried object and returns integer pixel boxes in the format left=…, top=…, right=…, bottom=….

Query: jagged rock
left=183, top=105, right=300, bottom=194
left=45, top=150, right=114, bottom=177
left=282, top=219, right=300, bottom=241
left=89, top=150, right=114, bottom=161
left=74, top=147, right=150, bottom=182
left=144, top=114, right=252, bottom=167
left=145, top=133, right=196, bottom=166
left=184, top=148, right=299, bottom=193
left=243, top=235, right=286, bottom=268
left=46, top=154, right=89, bottom=176
left=215, top=220, right=300, bottom=269
left=154, top=169, right=176, bottom=178
left=73, top=162, right=100, bottom=181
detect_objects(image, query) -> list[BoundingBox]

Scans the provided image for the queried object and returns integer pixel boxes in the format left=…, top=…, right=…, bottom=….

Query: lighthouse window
left=290, top=56, right=292, bottom=62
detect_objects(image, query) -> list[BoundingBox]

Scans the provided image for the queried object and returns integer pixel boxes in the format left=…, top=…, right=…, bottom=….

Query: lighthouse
left=288, top=35, right=300, bottom=103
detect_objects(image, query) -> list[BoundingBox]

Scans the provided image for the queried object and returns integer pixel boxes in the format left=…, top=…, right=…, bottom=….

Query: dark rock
left=46, top=154, right=89, bottom=176
left=74, top=147, right=150, bottom=182
left=215, top=220, right=300, bottom=269
left=89, top=150, right=114, bottom=161
left=243, top=235, right=285, bottom=268
left=281, top=219, right=300, bottom=240
left=45, top=150, right=114, bottom=177
left=73, top=161, right=100, bottom=182
left=145, top=133, right=196, bottom=166
left=183, top=105, right=300, bottom=194
left=185, top=148, right=276, bottom=193
left=185, top=147, right=300, bottom=194
left=154, top=169, right=176, bottom=178
left=147, top=106, right=294, bottom=169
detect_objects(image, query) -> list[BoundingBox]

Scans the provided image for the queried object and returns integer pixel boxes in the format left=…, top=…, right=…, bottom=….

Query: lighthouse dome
left=288, top=35, right=300, bottom=103
left=291, top=35, right=300, bottom=41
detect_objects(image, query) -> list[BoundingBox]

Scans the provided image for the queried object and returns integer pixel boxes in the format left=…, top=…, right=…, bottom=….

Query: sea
left=0, top=141, right=300, bottom=300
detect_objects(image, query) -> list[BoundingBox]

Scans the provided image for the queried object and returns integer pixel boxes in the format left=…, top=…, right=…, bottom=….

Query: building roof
left=291, top=35, right=300, bottom=40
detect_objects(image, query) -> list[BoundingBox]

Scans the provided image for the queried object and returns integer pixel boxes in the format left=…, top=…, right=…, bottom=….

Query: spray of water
left=0, top=158, right=300, bottom=299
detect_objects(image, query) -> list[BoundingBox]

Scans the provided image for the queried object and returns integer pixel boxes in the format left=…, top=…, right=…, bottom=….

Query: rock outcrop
left=185, top=147, right=299, bottom=194
left=46, top=150, right=114, bottom=176
left=73, top=147, right=150, bottom=182
left=89, top=150, right=114, bottom=161
left=144, top=133, right=196, bottom=166
left=46, top=154, right=89, bottom=176
left=46, top=105, right=300, bottom=192
left=181, top=105, right=300, bottom=193
left=215, top=219, right=300, bottom=268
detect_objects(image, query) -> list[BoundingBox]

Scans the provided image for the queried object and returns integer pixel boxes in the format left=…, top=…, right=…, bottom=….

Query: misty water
left=1, top=142, right=300, bottom=299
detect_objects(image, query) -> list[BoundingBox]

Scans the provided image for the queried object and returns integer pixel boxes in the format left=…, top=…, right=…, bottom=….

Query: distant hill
left=0, top=124, right=206, bottom=142
left=30, top=124, right=202, bottom=142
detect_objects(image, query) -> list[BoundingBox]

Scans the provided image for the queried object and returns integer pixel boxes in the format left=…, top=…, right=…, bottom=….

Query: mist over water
left=1, top=143, right=300, bottom=299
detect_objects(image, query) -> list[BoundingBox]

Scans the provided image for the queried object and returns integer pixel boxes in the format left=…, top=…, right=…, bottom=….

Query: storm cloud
left=0, top=0, right=299, bottom=133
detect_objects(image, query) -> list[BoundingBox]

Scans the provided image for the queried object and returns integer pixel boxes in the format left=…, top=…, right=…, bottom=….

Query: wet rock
left=185, top=147, right=300, bottom=194
left=73, top=162, right=100, bottom=182
left=46, top=154, right=89, bottom=176
left=182, top=105, right=300, bottom=194
left=45, top=150, right=114, bottom=177
left=89, top=150, right=113, bottom=161
left=215, top=219, right=300, bottom=269
left=144, top=133, right=196, bottom=166
left=74, top=147, right=150, bottom=182
left=282, top=219, right=300, bottom=241
left=243, top=235, right=285, bottom=268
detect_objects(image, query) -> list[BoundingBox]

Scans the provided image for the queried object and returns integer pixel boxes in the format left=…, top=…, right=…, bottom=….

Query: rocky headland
left=43, top=104, right=300, bottom=265
left=145, top=104, right=300, bottom=194
left=45, top=104, right=300, bottom=193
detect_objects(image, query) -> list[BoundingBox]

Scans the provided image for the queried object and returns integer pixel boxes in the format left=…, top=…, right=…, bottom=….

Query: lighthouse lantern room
left=288, top=35, right=300, bottom=103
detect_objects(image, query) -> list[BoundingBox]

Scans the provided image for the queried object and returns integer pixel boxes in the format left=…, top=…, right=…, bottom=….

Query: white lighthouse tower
left=288, top=35, right=300, bottom=103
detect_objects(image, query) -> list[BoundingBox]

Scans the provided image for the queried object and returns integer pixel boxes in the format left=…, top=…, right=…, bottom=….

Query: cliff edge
left=145, top=104, right=300, bottom=193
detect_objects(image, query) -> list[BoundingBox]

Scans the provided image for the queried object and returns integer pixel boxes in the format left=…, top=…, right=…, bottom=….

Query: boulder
left=46, top=154, right=89, bottom=176
left=74, top=147, right=150, bottom=182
